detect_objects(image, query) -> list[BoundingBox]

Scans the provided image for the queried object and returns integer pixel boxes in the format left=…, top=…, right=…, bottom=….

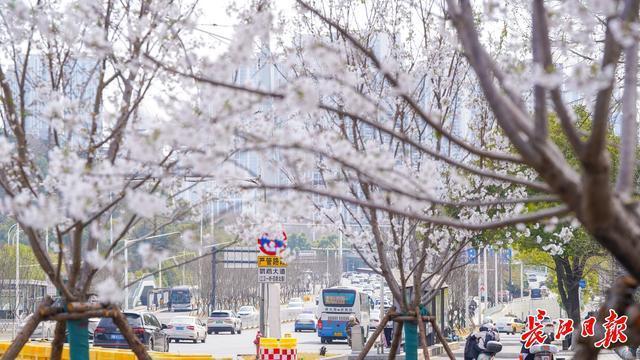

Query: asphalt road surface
left=157, top=320, right=349, bottom=356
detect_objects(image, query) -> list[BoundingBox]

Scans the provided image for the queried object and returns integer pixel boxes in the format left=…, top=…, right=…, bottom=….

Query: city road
left=158, top=320, right=349, bottom=357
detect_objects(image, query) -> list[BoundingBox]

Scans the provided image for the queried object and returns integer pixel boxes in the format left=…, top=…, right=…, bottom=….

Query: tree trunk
left=553, top=256, right=582, bottom=325
left=389, top=321, right=404, bottom=360
left=565, top=279, right=581, bottom=325
left=111, top=310, right=152, bottom=360
left=50, top=320, right=67, bottom=360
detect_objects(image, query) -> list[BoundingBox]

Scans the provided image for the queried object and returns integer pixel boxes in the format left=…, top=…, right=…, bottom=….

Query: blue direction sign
left=579, top=279, right=587, bottom=289
left=502, top=248, right=512, bottom=263
left=465, top=248, right=478, bottom=264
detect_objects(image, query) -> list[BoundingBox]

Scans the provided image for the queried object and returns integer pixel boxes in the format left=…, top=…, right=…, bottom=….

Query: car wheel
left=321, top=338, right=326, bottom=344
left=214, top=331, right=219, bottom=335
left=193, top=338, right=198, bottom=343
left=207, top=330, right=212, bottom=335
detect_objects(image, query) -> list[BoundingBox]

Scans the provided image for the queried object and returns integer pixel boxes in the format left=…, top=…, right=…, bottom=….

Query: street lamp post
left=117, top=232, right=181, bottom=309
left=7, top=224, right=20, bottom=338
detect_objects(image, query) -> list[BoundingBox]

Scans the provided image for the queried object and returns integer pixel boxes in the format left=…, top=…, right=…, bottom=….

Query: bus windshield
left=323, top=290, right=356, bottom=307
left=171, top=289, right=191, bottom=304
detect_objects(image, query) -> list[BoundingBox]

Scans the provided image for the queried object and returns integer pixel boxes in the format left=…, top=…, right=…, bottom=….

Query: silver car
left=237, top=306, right=257, bottom=319
left=207, top=310, right=242, bottom=334
left=166, top=316, right=207, bottom=343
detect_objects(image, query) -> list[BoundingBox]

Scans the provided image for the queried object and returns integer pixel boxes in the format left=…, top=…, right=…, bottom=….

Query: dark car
left=93, top=312, right=169, bottom=352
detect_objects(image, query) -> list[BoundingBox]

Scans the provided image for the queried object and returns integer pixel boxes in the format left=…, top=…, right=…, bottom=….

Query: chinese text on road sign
left=257, top=255, right=287, bottom=268
left=258, top=267, right=287, bottom=283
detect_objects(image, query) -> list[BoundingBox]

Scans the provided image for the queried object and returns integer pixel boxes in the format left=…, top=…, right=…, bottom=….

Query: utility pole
left=464, top=260, right=468, bottom=327
left=210, top=182, right=216, bottom=316
left=338, top=230, right=343, bottom=278
left=493, top=249, right=499, bottom=305
left=259, top=282, right=266, bottom=334
left=520, top=262, right=524, bottom=299
left=508, top=249, right=512, bottom=292
left=477, top=248, right=481, bottom=325
left=124, top=241, right=129, bottom=309
left=210, top=245, right=217, bottom=315
left=13, top=226, right=20, bottom=338
left=483, top=247, right=488, bottom=313
left=199, top=200, right=204, bottom=291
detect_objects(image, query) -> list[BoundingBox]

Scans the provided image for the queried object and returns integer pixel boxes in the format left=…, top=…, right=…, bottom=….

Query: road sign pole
left=268, top=283, right=281, bottom=338
left=464, top=261, right=468, bottom=326
left=259, top=283, right=266, bottom=335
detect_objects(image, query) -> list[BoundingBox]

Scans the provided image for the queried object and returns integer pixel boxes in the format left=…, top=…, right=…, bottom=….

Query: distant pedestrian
left=346, top=315, right=360, bottom=347
left=254, top=330, right=262, bottom=360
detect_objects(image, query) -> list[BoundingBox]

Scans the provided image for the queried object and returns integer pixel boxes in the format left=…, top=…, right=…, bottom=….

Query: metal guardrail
left=239, top=307, right=302, bottom=330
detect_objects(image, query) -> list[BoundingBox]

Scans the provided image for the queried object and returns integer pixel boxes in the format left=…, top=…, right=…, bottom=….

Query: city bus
left=168, top=286, right=197, bottom=312
left=317, top=286, right=371, bottom=344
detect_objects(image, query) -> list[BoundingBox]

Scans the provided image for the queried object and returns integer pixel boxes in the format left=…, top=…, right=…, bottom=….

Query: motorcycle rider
left=464, top=323, right=499, bottom=360
left=519, top=332, right=553, bottom=360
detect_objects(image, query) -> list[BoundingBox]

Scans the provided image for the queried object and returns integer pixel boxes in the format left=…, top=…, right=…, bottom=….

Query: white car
left=207, top=310, right=242, bottom=334
left=237, top=306, right=257, bottom=318
left=166, top=316, right=207, bottom=343
left=495, top=316, right=524, bottom=334
left=19, top=315, right=55, bottom=339
left=288, top=298, right=304, bottom=309
left=370, top=306, right=392, bottom=330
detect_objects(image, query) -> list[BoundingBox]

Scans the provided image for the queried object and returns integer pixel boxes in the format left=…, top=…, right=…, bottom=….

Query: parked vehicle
left=166, top=316, right=207, bottom=343
left=237, top=306, right=257, bottom=318
left=88, top=318, right=101, bottom=340
left=207, top=310, right=242, bottom=334
left=93, top=312, right=168, bottom=352
left=294, top=313, right=317, bottom=332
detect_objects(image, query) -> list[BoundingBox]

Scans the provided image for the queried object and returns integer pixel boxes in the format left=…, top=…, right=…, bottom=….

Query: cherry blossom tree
left=163, top=0, right=640, bottom=357
left=0, top=1, right=233, bottom=358
left=3, top=0, right=640, bottom=359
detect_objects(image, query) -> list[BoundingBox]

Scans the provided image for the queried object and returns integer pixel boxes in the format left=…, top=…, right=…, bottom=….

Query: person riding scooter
left=464, top=324, right=500, bottom=360
left=519, top=333, right=553, bottom=360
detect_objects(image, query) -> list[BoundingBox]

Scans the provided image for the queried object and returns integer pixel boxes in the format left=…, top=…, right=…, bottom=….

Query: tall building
left=5, top=55, right=99, bottom=143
